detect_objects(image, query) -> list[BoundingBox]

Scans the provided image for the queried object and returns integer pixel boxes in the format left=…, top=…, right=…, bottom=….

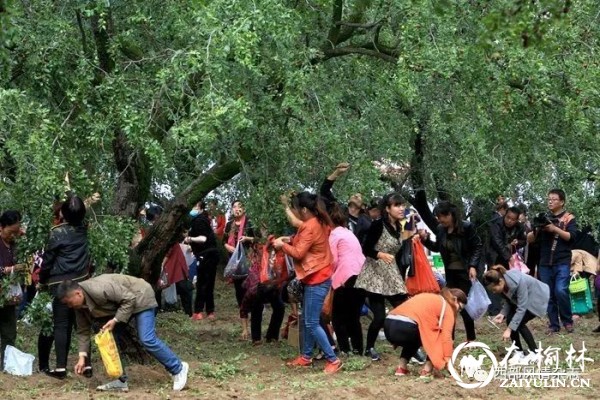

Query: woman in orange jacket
left=273, top=192, right=342, bottom=374
left=385, top=288, right=467, bottom=377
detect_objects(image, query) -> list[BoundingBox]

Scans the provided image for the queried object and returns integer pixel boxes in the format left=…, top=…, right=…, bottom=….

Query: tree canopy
left=1, top=0, right=598, bottom=278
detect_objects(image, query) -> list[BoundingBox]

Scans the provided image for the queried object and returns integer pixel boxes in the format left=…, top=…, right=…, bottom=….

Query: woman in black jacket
left=39, top=196, right=92, bottom=379
left=419, top=201, right=483, bottom=341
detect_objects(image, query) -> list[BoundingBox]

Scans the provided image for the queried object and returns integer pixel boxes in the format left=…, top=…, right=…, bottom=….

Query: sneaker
left=364, top=348, right=381, bottom=361
left=592, top=325, right=600, bottom=333
left=83, top=366, right=93, bottom=378
left=287, top=356, right=313, bottom=367
left=410, top=348, right=426, bottom=365
left=324, top=359, right=342, bottom=374
left=45, top=369, right=67, bottom=380
left=173, top=361, right=189, bottom=391
left=564, top=324, right=574, bottom=333
left=207, top=313, right=216, bottom=320
left=395, top=366, right=409, bottom=376
left=97, top=379, right=129, bottom=392
left=191, top=312, right=205, bottom=321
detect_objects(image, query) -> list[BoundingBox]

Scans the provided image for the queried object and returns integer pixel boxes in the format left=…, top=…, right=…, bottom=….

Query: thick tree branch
left=321, top=45, right=398, bottom=63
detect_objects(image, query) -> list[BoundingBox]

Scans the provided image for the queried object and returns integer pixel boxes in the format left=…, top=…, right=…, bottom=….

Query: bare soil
left=2, top=278, right=599, bottom=400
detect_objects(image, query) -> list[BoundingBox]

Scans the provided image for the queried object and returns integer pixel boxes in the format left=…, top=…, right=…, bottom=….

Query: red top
left=161, top=244, right=189, bottom=285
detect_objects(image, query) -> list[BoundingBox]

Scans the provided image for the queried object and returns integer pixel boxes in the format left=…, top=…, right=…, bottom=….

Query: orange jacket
left=389, top=293, right=456, bottom=370
left=282, top=217, right=332, bottom=281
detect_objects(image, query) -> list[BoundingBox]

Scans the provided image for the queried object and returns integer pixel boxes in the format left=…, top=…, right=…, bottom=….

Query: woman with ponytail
left=274, top=192, right=342, bottom=374
left=385, top=288, right=467, bottom=377
left=483, top=265, right=549, bottom=356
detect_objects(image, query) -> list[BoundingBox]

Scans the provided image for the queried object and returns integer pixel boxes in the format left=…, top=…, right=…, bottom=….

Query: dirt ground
left=1, top=277, right=599, bottom=400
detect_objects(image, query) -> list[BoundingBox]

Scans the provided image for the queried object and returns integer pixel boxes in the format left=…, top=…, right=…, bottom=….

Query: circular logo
left=448, top=341, right=498, bottom=389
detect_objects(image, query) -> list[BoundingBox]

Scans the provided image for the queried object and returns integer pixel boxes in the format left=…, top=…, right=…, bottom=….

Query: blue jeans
left=135, top=309, right=182, bottom=375
left=538, top=264, right=572, bottom=330
left=302, top=279, right=337, bottom=362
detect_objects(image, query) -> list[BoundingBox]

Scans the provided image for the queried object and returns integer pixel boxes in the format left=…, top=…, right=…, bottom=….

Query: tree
left=1, top=0, right=598, bottom=280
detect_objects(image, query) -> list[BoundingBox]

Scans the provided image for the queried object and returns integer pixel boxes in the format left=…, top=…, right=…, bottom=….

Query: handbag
left=396, top=238, right=414, bottom=278
left=569, top=274, right=589, bottom=294
left=320, top=288, right=334, bottom=323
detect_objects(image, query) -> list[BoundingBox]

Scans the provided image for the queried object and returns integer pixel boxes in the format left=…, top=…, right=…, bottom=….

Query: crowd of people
left=0, top=162, right=599, bottom=391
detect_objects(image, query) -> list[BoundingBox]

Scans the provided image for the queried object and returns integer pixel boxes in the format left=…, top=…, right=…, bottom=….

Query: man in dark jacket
left=488, top=206, right=527, bottom=267
left=57, top=274, right=189, bottom=392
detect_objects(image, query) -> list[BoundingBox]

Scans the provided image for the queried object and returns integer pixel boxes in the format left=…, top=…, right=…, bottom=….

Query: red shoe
left=324, top=359, right=343, bottom=374
left=287, top=356, right=312, bottom=367
left=191, top=312, right=205, bottom=321
left=207, top=313, right=216, bottom=320
left=395, top=366, right=409, bottom=376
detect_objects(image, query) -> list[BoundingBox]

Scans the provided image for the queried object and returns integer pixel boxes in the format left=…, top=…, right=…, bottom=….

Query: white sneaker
left=173, top=361, right=189, bottom=391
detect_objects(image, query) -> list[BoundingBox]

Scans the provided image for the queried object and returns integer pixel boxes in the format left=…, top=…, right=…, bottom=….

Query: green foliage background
left=0, top=0, right=598, bottom=268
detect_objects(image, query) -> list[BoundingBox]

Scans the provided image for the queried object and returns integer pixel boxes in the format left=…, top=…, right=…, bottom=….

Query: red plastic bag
left=259, top=237, right=289, bottom=286
left=405, top=237, right=441, bottom=295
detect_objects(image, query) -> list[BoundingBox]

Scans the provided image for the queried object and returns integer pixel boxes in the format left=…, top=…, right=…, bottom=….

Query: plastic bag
left=223, top=242, right=251, bottom=279
left=157, top=267, right=169, bottom=289
left=509, top=253, right=530, bottom=274
left=94, top=330, right=124, bottom=378
left=285, top=254, right=295, bottom=276
left=6, top=283, right=23, bottom=306
left=3, top=345, right=35, bottom=376
left=464, top=280, right=491, bottom=320
left=163, top=283, right=178, bottom=305
left=405, top=237, right=441, bottom=295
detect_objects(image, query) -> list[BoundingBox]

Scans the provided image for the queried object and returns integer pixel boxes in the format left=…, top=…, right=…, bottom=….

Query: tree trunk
left=136, top=156, right=250, bottom=282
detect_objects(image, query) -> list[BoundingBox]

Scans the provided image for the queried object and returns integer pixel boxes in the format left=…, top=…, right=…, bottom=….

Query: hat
left=348, top=193, right=364, bottom=208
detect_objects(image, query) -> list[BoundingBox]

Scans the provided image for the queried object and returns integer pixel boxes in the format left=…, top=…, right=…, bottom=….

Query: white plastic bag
left=464, top=280, right=491, bottom=320
left=3, top=345, right=35, bottom=376
left=163, top=283, right=178, bottom=305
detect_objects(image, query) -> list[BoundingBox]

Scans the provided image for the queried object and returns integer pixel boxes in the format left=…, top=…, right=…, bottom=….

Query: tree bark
left=136, top=155, right=251, bottom=282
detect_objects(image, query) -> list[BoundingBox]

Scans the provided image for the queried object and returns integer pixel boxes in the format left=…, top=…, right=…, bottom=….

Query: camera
left=532, top=212, right=559, bottom=229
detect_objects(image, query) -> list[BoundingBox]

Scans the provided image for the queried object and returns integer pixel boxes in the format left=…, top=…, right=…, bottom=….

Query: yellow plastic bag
left=94, top=330, right=123, bottom=378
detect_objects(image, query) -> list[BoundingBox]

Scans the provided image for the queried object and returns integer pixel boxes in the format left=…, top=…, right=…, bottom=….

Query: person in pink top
left=329, top=203, right=367, bottom=356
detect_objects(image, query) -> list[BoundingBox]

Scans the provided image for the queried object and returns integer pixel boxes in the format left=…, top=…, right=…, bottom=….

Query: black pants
left=52, top=296, right=76, bottom=369
left=194, top=252, right=219, bottom=314
left=0, top=305, right=16, bottom=370
left=506, top=307, right=537, bottom=352
left=38, top=333, right=54, bottom=371
left=384, top=318, right=421, bottom=361
left=332, top=276, right=365, bottom=354
left=250, top=286, right=285, bottom=342
left=156, top=280, right=194, bottom=316
left=233, top=278, right=246, bottom=307
left=445, top=269, right=476, bottom=341
left=366, top=292, right=406, bottom=350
